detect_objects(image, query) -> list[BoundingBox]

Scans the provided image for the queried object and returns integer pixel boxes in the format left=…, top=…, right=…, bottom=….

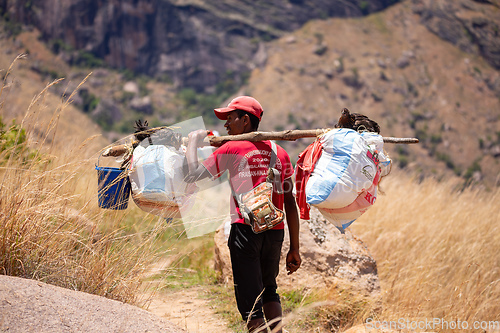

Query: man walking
left=185, top=96, right=301, bottom=332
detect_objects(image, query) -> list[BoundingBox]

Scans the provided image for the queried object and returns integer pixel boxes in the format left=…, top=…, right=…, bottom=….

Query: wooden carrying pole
left=208, top=129, right=419, bottom=147
left=103, top=128, right=419, bottom=157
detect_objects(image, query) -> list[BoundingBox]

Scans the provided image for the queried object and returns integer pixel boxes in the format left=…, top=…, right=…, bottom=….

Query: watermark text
left=366, top=317, right=500, bottom=331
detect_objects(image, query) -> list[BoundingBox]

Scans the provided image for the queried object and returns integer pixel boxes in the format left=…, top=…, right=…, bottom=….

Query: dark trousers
left=228, top=223, right=284, bottom=320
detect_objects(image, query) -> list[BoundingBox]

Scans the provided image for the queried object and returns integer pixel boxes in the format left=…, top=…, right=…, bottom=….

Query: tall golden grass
left=274, top=172, right=499, bottom=333
left=0, top=55, right=226, bottom=311
left=348, top=171, right=500, bottom=328
left=0, top=59, right=174, bottom=304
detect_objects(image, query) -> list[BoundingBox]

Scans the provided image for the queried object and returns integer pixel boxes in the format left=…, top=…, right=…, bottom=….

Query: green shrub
left=79, top=89, right=100, bottom=113
left=1, top=12, right=23, bottom=37
left=396, top=155, right=408, bottom=169
left=415, top=127, right=428, bottom=142
left=178, top=88, right=198, bottom=107
left=430, top=133, right=442, bottom=144
left=50, top=39, right=73, bottom=54
left=176, top=87, right=234, bottom=126
left=0, top=117, right=37, bottom=165
left=314, top=44, right=328, bottom=56
left=314, top=32, right=324, bottom=44
left=435, top=151, right=455, bottom=171
left=359, top=1, right=370, bottom=15
left=121, top=69, right=136, bottom=81
left=73, top=51, right=104, bottom=68
left=463, top=159, right=481, bottom=181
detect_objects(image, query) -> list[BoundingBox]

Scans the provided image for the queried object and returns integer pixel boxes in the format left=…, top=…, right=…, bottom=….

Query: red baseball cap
left=214, top=96, right=264, bottom=120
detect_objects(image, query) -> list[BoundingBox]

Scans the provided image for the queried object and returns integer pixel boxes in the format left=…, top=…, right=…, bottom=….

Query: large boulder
left=214, top=207, right=380, bottom=297
left=0, top=275, right=185, bottom=333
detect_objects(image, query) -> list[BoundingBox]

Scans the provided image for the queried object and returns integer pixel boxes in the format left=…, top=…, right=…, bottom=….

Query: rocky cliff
left=412, top=0, right=500, bottom=72
left=1, top=0, right=400, bottom=91
left=1, top=0, right=499, bottom=187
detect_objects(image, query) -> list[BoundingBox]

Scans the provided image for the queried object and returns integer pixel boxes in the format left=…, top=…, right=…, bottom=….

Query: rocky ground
left=0, top=275, right=186, bottom=333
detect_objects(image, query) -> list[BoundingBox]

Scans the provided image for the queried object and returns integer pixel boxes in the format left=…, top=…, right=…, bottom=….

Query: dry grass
left=0, top=54, right=226, bottom=309
left=267, top=172, right=499, bottom=332
left=0, top=61, right=172, bottom=304
left=0, top=157, right=168, bottom=303
left=349, top=171, right=500, bottom=326
left=276, top=287, right=378, bottom=333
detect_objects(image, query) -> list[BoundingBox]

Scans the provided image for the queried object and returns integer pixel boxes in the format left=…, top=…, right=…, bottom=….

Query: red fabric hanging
left=294, top=139, right=323, bottom=220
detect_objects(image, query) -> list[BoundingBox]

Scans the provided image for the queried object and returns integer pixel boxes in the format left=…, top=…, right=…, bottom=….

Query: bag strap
left=268, top=141, right=283, bottom=194
left=230, top=141, right=281, bottom=199
left=269, top=141, right=278, bottom=168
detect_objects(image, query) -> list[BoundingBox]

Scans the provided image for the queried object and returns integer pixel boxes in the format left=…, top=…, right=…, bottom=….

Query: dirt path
left=145, top=286, right=233, bottom=333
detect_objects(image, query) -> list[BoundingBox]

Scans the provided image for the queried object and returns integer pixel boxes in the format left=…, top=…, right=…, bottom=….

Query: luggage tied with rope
left=295, top=128, right=392, bottom=233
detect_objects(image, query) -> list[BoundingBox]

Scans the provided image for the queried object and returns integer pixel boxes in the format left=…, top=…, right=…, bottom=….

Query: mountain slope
left=245, top=0, right=500, bottom=187
left=1, top=0, right=401, bottom=91
left=0, top=31, right=108, bottom=157
left=1, top=0, right=498, bottom=187
left=412, top=0, right=500, bottom=71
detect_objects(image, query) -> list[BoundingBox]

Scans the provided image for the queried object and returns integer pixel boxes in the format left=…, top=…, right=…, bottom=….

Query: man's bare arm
left=283, top=177, right=301, bottom=275
left=184, top=129, right=211, bottom=183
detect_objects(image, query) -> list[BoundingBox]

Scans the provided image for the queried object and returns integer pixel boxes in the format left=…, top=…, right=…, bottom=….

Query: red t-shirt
left=202, top=140, right=294, bottom=228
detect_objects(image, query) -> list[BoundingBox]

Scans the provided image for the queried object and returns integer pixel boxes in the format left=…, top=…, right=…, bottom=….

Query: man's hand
left=188, top=129, right=210, bottom=148
left=286, top=249, right=301, bottom=275
left=283, top=177, right=301, bottom=275
left=185, top=129, right=212, bottom=183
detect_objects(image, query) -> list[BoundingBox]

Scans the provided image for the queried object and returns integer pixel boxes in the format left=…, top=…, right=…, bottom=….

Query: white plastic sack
left=129, top=145, right=195, bottom=218
left=360, top=131, right=391, bottom=178
left=317, top=183, right=378, bottom=233
left=305, top=128, right=391, bottom=231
